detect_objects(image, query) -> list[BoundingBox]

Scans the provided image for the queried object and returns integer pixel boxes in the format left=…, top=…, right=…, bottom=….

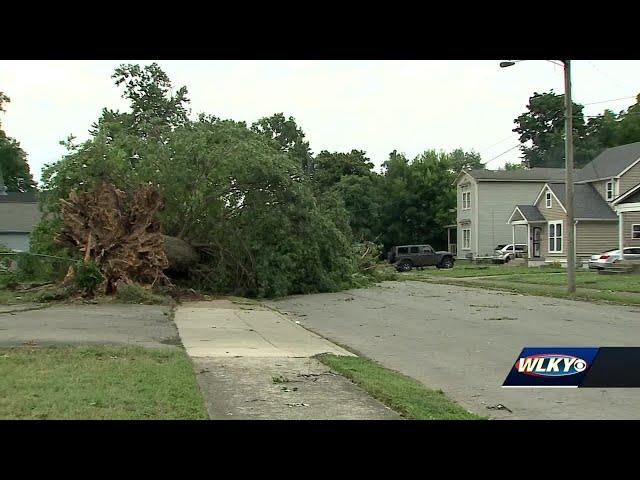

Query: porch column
left=512, top=225, right=516, bottom=258
left=618, top=211, right=624, bottom=253
left=527, top=224, right=531, bottom=259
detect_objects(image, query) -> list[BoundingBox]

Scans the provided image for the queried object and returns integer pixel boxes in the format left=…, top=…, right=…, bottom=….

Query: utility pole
left=563, top=60, right=576, bottom=294
left=500, top=59, right=576, bottom=294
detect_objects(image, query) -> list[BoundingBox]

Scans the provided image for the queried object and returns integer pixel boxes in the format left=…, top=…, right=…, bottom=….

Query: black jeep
left=387, top=244, right=455, bottom=271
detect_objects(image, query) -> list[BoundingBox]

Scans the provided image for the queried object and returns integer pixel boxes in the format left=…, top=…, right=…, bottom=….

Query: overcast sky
left=1, top=60, right=639, bottom=184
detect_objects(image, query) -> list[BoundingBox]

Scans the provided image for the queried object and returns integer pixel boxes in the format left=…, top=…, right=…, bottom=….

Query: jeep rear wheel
left=396, top=260, right=413, bottom=272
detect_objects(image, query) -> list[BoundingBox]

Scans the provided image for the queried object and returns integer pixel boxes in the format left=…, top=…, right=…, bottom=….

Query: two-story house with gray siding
left=454, top=168, right=566, bottom=259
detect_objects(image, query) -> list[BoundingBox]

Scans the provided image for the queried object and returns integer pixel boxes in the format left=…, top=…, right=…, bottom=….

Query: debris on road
left=487, top=404, right=513, bottom=413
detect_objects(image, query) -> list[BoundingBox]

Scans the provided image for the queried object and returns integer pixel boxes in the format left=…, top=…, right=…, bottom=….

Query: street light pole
left=563, top=60, right=576, bottom=294
left=500, top=59, right=576, bottom=295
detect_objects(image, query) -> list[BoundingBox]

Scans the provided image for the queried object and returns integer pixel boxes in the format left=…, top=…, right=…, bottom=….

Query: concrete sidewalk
left=173, top=299, right=400, bottom=420
left=173, top=300, right=352, bottom=358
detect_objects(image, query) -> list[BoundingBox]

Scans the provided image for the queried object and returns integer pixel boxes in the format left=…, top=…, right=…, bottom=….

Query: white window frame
left=462, top=229, right=471, bottom=250
left=632, top=224, right=640, bottom=240
left=606, top=180, right=614, bottom=201
left=548, top=220, right=563, bottom=253
left=462, top=191, right=471, bottom=210
left=545, top=191, right=552, bottom=208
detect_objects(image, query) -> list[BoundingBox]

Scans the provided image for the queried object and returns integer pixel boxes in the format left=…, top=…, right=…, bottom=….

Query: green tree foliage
left=449, top=148, right=484, bottom=172
left=313, top=149, right=375, bottom=192
left=504, top=161, right=527, bottom=170
left=312, top=147, right=480, bottom=251
left=378, top=150, right=460, bottom=250
left=513, top=91, right=589, bottom=168
left=0, top=92, right=37, bottom=192
left=331, top=174, right=383, bottom=242
left=514, top=91, right=640, bottom=168
left=35, top=64, right=356, bottom=298
left=251, top=113, right=314, bottom=175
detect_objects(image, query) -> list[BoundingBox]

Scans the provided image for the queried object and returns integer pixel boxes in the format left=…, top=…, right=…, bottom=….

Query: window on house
left=606, top=181, right=614, bottom=201
left=545, top=191, right=552, bottom=208
left=462, top=229, right=471, bottom=250
left=462, top=191, right=471, bottom=210
left=548, top=221, right=563, bottom=253
left=633, top=224, right=640, bottom=240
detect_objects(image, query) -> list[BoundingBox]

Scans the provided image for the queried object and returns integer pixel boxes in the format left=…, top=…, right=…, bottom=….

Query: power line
left=582, top=95, right=637, bottom=106
left=585, top=60, right=638, bottom=93
left=479, top=134, right=519, bottom=154
left=484, top=144, right=521, bottom=165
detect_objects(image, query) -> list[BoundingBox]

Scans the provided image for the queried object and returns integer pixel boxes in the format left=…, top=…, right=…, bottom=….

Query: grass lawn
left=0, top=345, right=207, bottom=419
left=398, top=263, right=640, bottom=305
left=403, top=264, right=565, bottom=279
left=413, top=272, right=640, bottom=305
left=316, top=354, right=483, bottom=420
left=497, top=272, right=640, bottom=293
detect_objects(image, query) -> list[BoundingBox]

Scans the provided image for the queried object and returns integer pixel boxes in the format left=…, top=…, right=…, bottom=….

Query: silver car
left=588, top=247, right=640, bottom=269
left=493, top=244, right=527, bottom=263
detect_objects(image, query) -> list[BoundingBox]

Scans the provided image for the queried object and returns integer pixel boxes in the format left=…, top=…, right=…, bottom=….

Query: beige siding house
left=505, top=142, right=640, bottom=265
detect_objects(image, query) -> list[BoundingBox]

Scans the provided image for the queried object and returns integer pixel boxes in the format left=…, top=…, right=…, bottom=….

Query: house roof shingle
left=547, top=183, right=618, bottom=220
left=467, top=168, right=567, bottom=182
left=575, top=142, right=640, bottom=182
left=515, top=205, right=546, bottom=222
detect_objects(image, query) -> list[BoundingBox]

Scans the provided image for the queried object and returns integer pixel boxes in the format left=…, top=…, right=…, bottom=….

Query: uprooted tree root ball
left=56, top=181, right=169, bottom=294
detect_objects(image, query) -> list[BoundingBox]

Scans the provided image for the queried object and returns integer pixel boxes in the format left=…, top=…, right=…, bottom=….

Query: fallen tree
left=56, top=181, right=172, bottom=294
left=162, top=234, right=200, bottom=272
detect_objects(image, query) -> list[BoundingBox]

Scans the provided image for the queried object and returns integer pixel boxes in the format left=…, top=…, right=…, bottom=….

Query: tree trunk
left=162, top=235, right=200, bottom=272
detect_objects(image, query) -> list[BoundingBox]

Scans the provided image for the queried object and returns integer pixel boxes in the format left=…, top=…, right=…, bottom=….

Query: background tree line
left=512, top=90, right=640, bottom=168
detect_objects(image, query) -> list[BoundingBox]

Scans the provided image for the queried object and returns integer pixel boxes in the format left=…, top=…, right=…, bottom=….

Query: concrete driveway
left=269, top=281, right=640, bottom=420
left=0, top=304, right=177, bottom=348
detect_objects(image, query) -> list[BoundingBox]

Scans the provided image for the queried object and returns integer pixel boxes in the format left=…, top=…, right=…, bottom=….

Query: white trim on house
left=462, top=228, right=471, bottom=250
left=507, top=206, right=525, bottom=224
left=452, top=170, right=476, bottom=187
left=548, top=220, right=563, bottom=253
left=461, top=190, right=471, bottom=210
left=533, top=184, right=567, bottom=213
left=615, top=202, right=640, bottom=213
left=619, top=211, right=624, bottom=252
left=606, top=179, right=615, bottom=201
left=612, top=183, right=640, bottom=205
left=506, top=205, right=546, bottom=224
left=474, top=181, right=479, bottom=254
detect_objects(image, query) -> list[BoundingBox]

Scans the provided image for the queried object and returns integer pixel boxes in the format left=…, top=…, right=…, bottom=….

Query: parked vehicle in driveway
left=388, top=244, right=455, bottom=271
left=493, top=244, right=527, bottom=263
left=589, top=247, right=640, bottom=269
